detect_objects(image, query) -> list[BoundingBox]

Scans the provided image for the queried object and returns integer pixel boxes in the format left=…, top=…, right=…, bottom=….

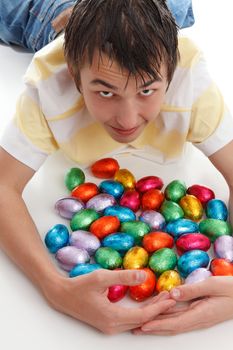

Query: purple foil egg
left=185, top=268, right=212, bottom=284
left=139, top=210, right=166, bottom=230
left=86, top=193, right=116, bottom=212
left=214, top=235, right=233, bottom=262
left=55, top=246, right=90, bottom=271
left=55, top=197, right=84, bottom=219
left=69, top=230, right=101, bottom=255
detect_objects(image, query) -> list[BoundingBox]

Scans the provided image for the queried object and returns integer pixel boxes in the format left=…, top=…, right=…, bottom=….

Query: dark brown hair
left=64, top=0, right=179, bottom=87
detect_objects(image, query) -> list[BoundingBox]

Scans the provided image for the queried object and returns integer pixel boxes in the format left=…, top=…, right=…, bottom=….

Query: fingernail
left=170, top=288, right=181, bottom=299
left=136, top=270, right=147, bottom=282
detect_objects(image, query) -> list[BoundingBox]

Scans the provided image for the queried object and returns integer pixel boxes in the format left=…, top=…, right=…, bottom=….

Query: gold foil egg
left=179, top=194, right=203, bottom=221
left=156, top=270, right=182, bottom=292
left=123, top=246, right=149, bottom=269
left=114, top=169, right=136, bottom=190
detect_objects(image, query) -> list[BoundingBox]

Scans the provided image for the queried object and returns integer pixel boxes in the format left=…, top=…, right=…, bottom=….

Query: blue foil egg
left=102, top=232, right=135, bottom=253
left=69, top=263, right=103, bottom=277
left=44, top=224, right=70, bottom=253
left=177, top=249, right=210, bottom=278
left=99, top=180, right=124, bottom=199
left=206, top=199, right=228, bottom=221
left=166, top=218, right=199, bottom=240
left=104, top=205, right=136, bottom=222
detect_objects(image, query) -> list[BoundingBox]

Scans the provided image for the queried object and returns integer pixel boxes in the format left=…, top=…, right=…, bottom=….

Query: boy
left=1, top=0, right=233, bottom=336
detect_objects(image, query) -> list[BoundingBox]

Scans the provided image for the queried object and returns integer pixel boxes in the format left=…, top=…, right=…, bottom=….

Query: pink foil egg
left=55, top=246, right=90, bottom=271
left=135, top=176, right=164, bottom=193
left=69, top=230, right=101, bottom=255
left=176, top=233, right=211, bottom=255
left=119, top=190, right=141, bottom=212
left=187, top=184, right=215, bottom=206
left=55, top=197, right=85, bottom=219
left=108, top=284, right=128, bottom=302
left=185, top=268, right=212, bottom=284
left=214, top=235, right=233, bottom=262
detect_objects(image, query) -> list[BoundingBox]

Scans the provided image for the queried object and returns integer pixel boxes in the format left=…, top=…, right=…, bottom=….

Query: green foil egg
left=149, top=248, right=177, bottom=276
left=70, top=209, right=100, bottom=231
left=165, top=180, right=187, bottom=202
left=94, top=247, right=122, bottom=269
left=199, top=219, right=232, bottom=242
left=160, top=200, right=184, bottom=222
left=120, top=221, right=151, bottom=245
left=65, top=167, right=85, bottom=191
left=123, top=246, right=149, bottom=269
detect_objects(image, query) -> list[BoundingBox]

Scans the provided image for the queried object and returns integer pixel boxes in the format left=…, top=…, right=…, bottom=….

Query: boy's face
left=78, top=51, right=168, bottom=143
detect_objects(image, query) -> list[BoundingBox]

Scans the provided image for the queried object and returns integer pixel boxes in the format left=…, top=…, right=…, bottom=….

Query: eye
left=140, top=89, right=154, bottom=96
left=99, top=91, right=114, bottom=98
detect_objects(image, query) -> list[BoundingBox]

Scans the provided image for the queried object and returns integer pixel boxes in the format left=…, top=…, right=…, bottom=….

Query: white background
left=1, top=1, right=233, bottom=349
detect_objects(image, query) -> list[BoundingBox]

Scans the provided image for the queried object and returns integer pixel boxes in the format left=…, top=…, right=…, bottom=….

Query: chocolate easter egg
left=149, top=248, right=177, bottom=276
left=90, top=216, right=120, bottom=239
left=165, top=180, right=187, bottom=202
left=160, top=200, right=184, bottom=222
left=156, top=270, right=182, bottom=292
left=142, top=231, right=174, bottom=253
left=65, top=167, right=85, bottom=191
left=139, top=210, right=165, bottom=230
left=120, top=221, right=151, bottom=245
left=55, top=197, right=84, bottom=219
left=102, top=232, right=135, bottom=253
left=179, top=195, right=203, bottom=221
left=210, top=258, right=233, bottom=276
left=86, top=193, right=116, bottom=212
left=94, top=247, right=122, bottom=269
left=129, top=268, right=156, bottom=301
left=177, top=250, right=210, bottom=278
left=176, top=233, right=211, bottom=255
left=114, top=169, right=136, bottom=190
left=104, top=205, right=136, bottom=222
left=108, top=284, right=128, bottom=302
left=185, top=268, right=212, bottom=284
left=123, top=247, right=149, bottom=269
left=206, top=199, right=228, bottom=221
left=55, top=246, right=90, bottom=271
left=199, top=219, right=232, bottom=242
left=141, top=189, right=165, bottom=211
left=166, top=218, right=199, bottom=240
left=70, top=209, right=100, bottom=231
left=119, top=190, right=140, bottom=212
left=187, top=184, right=215, bottom=206
left=99, top=180, right=124, bottom=199
left=136, top=176, right=163, bottom=193
left=91, top=158, right=119, bottom=178
left=69, top=230, right=101, bottom=255
left=71, top=182, right=99, bottom=203
left=69, top=263, right=102, bottom=277
left=214, top=235, right=233, bottom=261
left=44, top=224, right=69, bottom=253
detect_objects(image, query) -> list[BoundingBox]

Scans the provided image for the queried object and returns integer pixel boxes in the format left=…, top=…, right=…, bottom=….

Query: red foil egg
left=119, top=190, right=141, bottom=212
left=142, top=231, right=174, bottom=253
left=71, top=182, right=99, bottom=203
left=91, top=158, right=120, bottom=179
left=210, top=258, right=233, bottom=276
left=129, top=268, right=156, bottom=301
left=176, top=233, right=211, bottom=255
left=108, top=284, right=128, bottom=302
left=187, top=184, right=215, bottom=206
left=141, top=189, right=165, bottom=210
left=136, top=176, right=164, bottom=193
left=90, top=216, right=121, bottom=239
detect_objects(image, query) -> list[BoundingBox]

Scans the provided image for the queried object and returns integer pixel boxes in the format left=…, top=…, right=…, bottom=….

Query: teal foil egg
left=69, top=263, right=102, bottom=277
left=104, top=205, right=136, bottom=222
left=177, top=249, right=210, bottom=278
left=199, top=219, right=232, bottom=242
left=165, top=180, right=187, bottom=202
left=166, top=218, right=199, bottom=240
left=70, top=209, right=100, bottom=231
left=99, top=180, right=124, bottom=199
left=121, top=221, right=151, bottom=245
left=160, top=200, right=184, bottom=222
left=206, top=199, right=228, bottom=221
left=95, top=247, right=123, bottom=269
left=102, top=233, right=135, bottom=253
left=44, top=224, right=70, bottom=253
left=149, top=248, right=177, bottom=276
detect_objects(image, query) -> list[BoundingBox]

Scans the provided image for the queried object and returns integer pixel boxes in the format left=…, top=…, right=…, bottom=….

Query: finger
left=138, top=291, right=170, bottom=307
left=169, top=276, right=227, bottom=301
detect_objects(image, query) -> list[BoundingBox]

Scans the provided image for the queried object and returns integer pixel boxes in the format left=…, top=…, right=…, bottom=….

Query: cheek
left=82, top=91, right=113, bottom=123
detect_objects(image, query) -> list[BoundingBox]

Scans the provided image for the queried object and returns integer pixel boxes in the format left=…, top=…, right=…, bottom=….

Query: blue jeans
left=0, top=0, right=195, bottom=52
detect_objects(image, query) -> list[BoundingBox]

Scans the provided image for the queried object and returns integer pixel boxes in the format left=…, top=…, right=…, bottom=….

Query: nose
left=116, top=99, right=140, bottom=129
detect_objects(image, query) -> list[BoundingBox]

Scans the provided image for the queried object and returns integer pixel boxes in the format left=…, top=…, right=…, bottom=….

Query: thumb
left=170, top=276, right=224, bottom=301
left=93, top=269, right=147, bottom=290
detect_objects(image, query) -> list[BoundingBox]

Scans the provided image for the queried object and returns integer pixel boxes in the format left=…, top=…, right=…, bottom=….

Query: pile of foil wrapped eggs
left=44, top=157, right=233, bottom=302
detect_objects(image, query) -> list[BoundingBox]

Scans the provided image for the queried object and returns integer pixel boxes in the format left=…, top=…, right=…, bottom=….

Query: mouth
left=110, top=126, right=140, bottom=136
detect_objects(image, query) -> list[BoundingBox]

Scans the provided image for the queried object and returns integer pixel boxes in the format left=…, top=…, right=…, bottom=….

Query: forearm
left=229, top=187, right=233, bottom=227
left=0, top=186, right=60, bottom=296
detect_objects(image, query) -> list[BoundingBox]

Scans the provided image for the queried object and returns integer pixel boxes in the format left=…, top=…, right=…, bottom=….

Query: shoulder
left=177, top=36, right=202, bottom=69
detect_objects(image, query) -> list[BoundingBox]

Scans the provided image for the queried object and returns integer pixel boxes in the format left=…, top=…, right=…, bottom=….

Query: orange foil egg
left=179, top=194, right=203, bottom=221
left=114, top=169, right=136, bottom=190
left=91, top=158, right=120, bottom=179
left=142, top=231, right=174, bottom=253
left=210, top=258, right=233, bottom=276
left=90, top=216, right=121, bottom=239
left=71, top=182, right=99, bottom=203
left=141, top=189, right=165, bottom=210
left=123, top=246, right=149, bottom=269
left=129, top=268, right=156, bottom=301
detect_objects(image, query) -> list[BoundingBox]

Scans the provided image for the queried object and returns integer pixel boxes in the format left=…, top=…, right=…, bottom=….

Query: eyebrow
left=90, top=78, right=162, bottom=90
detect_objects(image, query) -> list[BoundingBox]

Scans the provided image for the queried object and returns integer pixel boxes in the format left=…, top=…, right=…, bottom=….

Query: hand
left=44, top=269, right=176, bottom=334
left=133, top=276, right=233, bottom=335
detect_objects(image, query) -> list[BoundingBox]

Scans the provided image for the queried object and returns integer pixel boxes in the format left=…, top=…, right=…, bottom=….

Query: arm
left=0, top=147, right=176, bottom=334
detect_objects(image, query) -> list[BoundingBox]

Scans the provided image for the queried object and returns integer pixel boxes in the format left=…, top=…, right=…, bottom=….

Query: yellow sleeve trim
left=178, top=37, right=202, bottom=69
left=46, top=96, right=85, bottom=121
